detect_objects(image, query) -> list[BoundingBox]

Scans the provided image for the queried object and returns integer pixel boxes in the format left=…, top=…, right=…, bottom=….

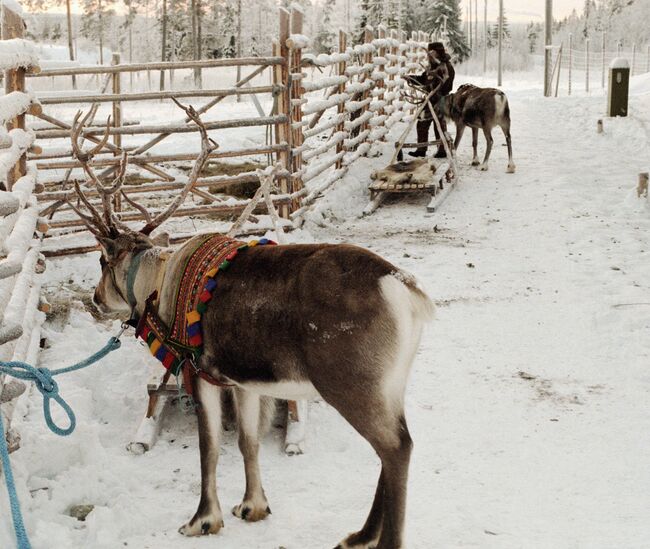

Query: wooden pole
left=289, top=6, right=304, bottom=207
left=160, top=0, right=167, bottom=91
left=3, top=6, right=27, bottom=190
left=274, top=7, right=291, bottom=218
left=30, top=57, right=284, bottom=78
left=111, top=52, right=122, bottom=211
left=544, top=0, right=552, bottom=96
left=335, top=29, right=347, bottom=169
left=637, top=172, right=649, bottom=198
left=236, top=0, right=242, bottom=102
left=65, top=0, right=76, bottom=89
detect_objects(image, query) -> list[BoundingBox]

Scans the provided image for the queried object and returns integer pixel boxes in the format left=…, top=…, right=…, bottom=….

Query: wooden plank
left=31, top=57, right=285, bottom=78
left=36, top=115, right=288, bottom=139
left=37, top=85, right=284, bottom=105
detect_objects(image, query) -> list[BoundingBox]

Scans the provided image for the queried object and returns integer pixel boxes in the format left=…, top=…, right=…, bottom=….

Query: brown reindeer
left=66, top=103, right=434, bottom=549
left=439, top=83, right=516, bottom=173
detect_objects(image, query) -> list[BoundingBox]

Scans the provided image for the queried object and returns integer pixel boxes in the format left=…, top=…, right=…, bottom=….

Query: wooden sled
left=127, top=369, right=307, bottom=455
left=364, top=87, right=459, bottom=215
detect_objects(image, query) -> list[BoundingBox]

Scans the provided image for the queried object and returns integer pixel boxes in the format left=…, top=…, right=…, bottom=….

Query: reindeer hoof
left=506, top=164, right=516, bottom=174
left=471, top=160, right=480, bottom=166
left=179, top=512, right=224, bottom=536
left=232, top=501, right=271, bottom=522
left=479, top=164, right=489, bottom=171
left=334, top=536, right=378, bottom=549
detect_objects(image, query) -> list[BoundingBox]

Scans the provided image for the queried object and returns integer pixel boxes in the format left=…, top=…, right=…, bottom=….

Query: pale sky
left=39, top=0, right=586, bottom=24
left=466, top=0, right=585, bottom=23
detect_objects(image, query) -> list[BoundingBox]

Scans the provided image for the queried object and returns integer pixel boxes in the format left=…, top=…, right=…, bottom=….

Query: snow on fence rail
left=23, top=6, right=431, bottom=255
left=0, top=7, right=48, bottom=455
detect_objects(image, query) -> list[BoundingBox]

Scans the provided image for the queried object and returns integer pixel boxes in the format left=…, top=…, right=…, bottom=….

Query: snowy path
left=2, top=86, right=650, bottom=548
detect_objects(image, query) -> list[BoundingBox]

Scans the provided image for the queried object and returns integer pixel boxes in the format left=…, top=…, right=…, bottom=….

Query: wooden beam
left=37, top=85, right=284, bottom=105
left=30, top=57, right=285, bottom=78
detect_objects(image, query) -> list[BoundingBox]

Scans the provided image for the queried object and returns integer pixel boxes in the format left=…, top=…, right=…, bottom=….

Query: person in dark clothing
left=406, top=42, right=455, bottom=158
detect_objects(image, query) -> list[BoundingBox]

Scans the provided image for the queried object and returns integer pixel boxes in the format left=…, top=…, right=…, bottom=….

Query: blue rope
left=0, top=332, right=123, bottom=549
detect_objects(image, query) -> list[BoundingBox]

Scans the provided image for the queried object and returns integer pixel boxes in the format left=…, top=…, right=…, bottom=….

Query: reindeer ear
left=96, top=236, right=116, bottom=257
left=151, top=231, right=170, bottom=247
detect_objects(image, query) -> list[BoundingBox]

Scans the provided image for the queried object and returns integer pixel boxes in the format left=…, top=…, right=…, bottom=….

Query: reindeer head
left=66, top=100, right=217, bottom=315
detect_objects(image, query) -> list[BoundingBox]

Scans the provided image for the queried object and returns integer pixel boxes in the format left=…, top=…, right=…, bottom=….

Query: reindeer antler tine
left=89, top=116, right=112, bottom=157
left=140, top=99, right=217, bottom=235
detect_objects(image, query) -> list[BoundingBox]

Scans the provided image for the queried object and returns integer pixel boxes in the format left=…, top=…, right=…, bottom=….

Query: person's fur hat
left=427, top=42, right=451, bottom=62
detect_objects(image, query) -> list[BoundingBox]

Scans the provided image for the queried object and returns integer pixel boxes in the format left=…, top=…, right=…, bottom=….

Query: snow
left=3, top=65, right=650, bottom=549
left=0, top=39, right=39, bottom=71
left=287, top=34, right=311, bottom=49
left=610, top=57, right=631, bottom=69
left=0, top=91, right=38, bottom=126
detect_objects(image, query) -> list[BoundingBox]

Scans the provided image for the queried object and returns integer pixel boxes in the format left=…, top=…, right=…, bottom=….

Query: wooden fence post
left=376, top=25, right=387, bottom=140
left=3, top=8, right=27, bottom=191
left=274, top=8, right=291, bottom=218
left=111, top=52, right=122, bottom=211
left=360, top=26, right=374, bottom=138
left=335, top=29, right=347, bottom=169
left=289, top=6, right=304, bottom=208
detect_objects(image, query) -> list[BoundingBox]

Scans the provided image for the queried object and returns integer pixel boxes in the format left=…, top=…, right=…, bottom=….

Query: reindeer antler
left=68, top=110, right=132, bottom=236
left=67, top=101, right=218, bottom=238
left=139, top=98, right=218, bottom=235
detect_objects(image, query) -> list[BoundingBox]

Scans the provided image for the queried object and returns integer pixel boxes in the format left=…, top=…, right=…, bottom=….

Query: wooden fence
left=0, top=7, right=47, bottom=454
left=21, top=7, right=431, bottom=255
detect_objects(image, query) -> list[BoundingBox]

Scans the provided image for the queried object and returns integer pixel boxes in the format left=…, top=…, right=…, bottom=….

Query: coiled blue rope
left=0, top=329, right=124, bottom=549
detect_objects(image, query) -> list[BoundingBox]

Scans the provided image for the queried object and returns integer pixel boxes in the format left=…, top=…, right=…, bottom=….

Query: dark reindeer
left=439, top=83, right=516, bottom=173
left=66, top=104, right=433, bottom=549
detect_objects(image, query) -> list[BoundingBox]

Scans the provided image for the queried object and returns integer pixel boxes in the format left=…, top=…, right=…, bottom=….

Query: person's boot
left=408, top=120, right=430, bottom=158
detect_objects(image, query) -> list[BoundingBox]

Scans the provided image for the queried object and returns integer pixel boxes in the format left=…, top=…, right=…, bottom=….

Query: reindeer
left=65, top=102, right=434, bottom=549
left=439, top=83, right=516, bottom=173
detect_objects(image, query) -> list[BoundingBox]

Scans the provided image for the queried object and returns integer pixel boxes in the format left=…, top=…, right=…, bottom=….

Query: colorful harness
left=134, top=234, right=276, bottom=391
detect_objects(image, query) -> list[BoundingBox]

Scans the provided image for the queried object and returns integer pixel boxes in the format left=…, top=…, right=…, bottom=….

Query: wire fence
left=544, top=42, right=650, bottom=96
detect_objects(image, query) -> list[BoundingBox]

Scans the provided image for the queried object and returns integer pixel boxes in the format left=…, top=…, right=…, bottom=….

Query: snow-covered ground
left=2, top=73, right=650, bottom=548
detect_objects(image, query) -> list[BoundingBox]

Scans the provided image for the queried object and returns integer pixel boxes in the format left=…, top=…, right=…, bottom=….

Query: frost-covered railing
left=281, top=14, right=430, bottom=219
left=0, top=11, right=47, bottom=454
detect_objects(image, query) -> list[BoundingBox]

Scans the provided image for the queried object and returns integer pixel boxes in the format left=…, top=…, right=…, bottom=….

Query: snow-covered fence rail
left=284, top=14, right=428, bottom=220
left=0, top=6, right=47, bottom=454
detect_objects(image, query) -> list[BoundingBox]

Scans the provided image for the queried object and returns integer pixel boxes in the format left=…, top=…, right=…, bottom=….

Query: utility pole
left=544, top=0, right=552, bottom=96
left=497, top=0, right=503, bottom=86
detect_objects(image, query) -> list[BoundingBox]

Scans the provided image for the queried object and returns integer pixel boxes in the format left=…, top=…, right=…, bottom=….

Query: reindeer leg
left=231, top=388, right=272, bottom=522
left=179, top=377, right=224, bottom=536
left=502, top=123, right=516, bottom=173
left=453, top=123, right=466, bottom=151
left=480, top=127, right=494, bottom=171
left=471, top=127, right=480, bottom=166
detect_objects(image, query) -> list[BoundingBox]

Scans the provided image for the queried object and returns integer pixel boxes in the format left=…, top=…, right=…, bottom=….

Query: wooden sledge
left=364, top=87, right=459, bottom=215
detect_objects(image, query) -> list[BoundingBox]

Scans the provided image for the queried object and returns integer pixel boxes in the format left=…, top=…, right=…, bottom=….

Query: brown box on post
left=607, top=58, right=630, bottom=117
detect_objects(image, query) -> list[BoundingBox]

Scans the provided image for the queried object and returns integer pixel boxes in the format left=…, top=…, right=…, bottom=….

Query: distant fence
left=544, top=36, right=650, bottom=96
left=23, top=7, right=431, bottom=256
